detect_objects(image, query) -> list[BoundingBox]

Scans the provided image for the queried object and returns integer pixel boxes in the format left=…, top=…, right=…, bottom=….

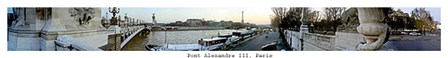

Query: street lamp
left=310, top=23, right=314, bottom=33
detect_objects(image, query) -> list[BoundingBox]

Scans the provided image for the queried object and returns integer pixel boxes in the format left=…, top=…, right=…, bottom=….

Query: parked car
left=400, top=32, right=408, bottom=35
left=409, top=32, right=421, bottom=36
left=261, top=43, right=277, bottom=51
left=261, top=41, right=284, bottom=51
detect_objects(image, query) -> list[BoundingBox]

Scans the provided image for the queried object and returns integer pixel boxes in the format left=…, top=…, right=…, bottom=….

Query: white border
left=1, top=0, right=446, bottom=58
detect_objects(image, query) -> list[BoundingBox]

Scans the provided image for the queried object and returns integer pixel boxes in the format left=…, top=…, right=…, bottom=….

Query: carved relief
left=337, top=8, right=359, bottom=33
left=11, top=8, right=26, bottom=28
left=68, top=8, right=95, bottom=25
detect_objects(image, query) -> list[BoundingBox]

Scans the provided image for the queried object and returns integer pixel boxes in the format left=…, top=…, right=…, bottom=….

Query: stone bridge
left=7, top=7, right=153, bottom=51
left=99, top=26, right=151, bottom=51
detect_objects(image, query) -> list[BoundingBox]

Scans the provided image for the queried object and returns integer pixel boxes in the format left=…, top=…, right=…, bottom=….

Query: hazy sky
left=8, top=7, right=441, bottom=24
left=100, top=7, right=272, bottom=25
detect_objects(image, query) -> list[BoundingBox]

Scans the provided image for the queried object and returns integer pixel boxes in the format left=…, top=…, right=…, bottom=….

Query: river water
left=121, top=29, right=245, bottom=50
left=147, top=29, right=244, bottom=45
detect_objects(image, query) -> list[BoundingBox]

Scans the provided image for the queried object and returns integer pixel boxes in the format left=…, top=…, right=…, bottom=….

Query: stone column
left=300, top=8, right=309, bottom=33
left=356, top=8, right=389, bottom=50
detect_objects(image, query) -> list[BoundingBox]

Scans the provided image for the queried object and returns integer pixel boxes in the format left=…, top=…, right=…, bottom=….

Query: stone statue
left=124, top=13, right=129, bottom=26
left=356, top=8, right=390, bottom=51
left=152, top=13, right=157, bottom=25
left=68, top=7, right=95, bottom=25
left=118, top=15, right=121, bottom=26
left=101, top=16, right=110, bottom=28
left=337, top=8, right=359, bottom=33
left=10, top=8, right=32, bottom=29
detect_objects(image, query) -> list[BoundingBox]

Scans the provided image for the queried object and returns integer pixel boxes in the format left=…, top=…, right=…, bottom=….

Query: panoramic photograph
left=7, top=7, right=440, bottom=51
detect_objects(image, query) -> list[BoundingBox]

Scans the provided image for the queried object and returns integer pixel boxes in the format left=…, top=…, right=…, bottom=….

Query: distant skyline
left=7, top=7, right=441, bottom=25
left=100, top=7, right=272, bottom=25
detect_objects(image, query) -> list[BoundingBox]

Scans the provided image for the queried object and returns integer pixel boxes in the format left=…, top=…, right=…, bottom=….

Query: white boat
left=157, top=44, right=205, bottom=51
left=145, top=30, right=258, bottom=51
left=197, top=36, right=229, bottom=50
left=224, top=35, right=242, bottom=45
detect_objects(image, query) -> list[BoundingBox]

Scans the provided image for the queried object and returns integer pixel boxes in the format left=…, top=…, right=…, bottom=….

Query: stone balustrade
left=100, top=25, right=150, bottom=51
left=285, top=30, right=368, bottom=51
left=301, top=33, right=336, bottom=51
left=284, top=30, right=336, bottom=51
left=285, top=30, right=370, bottom=51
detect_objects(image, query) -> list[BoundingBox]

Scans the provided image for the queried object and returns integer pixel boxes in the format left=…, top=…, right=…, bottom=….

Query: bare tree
left=411, top=8, right=435, bottom=33
left=271, top=7, right=288, bottom=28
left=270, top=15, right=280, bottom=29
left=288, top=7, right=311, bottom=23
left=321, top=7, right=347, bottom=33
left=272, top=7, right=288, bottom=20
left=324, top=7, right=347, bottom=21
left=309, top=10, right=320, bottom=22
left=288, top=7, right=311, bottom=20
left=280, top=7, right=310, bottom=29
left=411, top=8, right=432, bottom=21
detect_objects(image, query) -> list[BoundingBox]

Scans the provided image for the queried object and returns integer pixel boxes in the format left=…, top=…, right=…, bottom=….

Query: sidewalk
left=231, top=32, right=282, bottom=51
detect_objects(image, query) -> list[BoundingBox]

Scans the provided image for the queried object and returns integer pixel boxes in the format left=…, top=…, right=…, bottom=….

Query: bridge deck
left=120, top=27, right=145, bottom=48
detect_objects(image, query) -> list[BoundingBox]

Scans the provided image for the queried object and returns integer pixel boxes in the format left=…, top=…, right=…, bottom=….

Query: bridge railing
left=100, top=25, right=149, bottom=51
left=284, top=30, right=336, bottom=51
left=302, top=33, right=336, bottom=50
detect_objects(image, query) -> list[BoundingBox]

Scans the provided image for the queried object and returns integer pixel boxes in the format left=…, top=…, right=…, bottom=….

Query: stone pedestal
left=300, top=25, right=309, bottom=33
left=334, top=32, right=364, bottom=50
left=108, top=25, right=122, bottom=33
left=299, top=7, right=310, bottom=33
left=356, top=8, right=389, bottom=51
left=102, top=34, right=122, bottom=51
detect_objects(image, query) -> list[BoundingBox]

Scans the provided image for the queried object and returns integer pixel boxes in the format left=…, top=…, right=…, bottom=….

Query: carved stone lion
left=337, top=8, right=359, bottom=33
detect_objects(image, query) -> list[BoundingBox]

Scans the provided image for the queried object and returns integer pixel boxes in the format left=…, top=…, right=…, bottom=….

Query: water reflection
left=147, top=29, right=242, bottom=45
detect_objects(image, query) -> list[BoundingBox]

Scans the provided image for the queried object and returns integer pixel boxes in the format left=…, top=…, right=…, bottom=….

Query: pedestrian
left=265, top=35, right=268, bottom=38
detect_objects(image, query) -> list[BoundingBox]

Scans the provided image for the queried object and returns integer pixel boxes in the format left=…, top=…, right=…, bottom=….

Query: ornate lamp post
left=108, top=7, right=122, bottom=35
left=109, top=7, right=120, bottom=25
left=310, top=23, right=314, bottom=33
left=297, top=7, right=310, bottom=51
